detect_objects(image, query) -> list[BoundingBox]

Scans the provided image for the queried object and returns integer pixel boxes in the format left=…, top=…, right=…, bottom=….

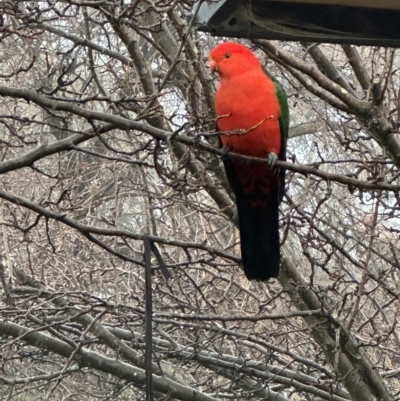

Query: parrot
left=209, top=42, right=289, bottom=281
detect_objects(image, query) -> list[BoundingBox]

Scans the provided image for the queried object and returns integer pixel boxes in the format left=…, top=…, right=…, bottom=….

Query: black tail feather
left=222, top=156, right=281, bottom=281
left=235, top=189, right=280, bottom=281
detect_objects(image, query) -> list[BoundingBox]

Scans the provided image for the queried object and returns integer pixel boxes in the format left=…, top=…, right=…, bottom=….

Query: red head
left=209, top=42, right=262, bottom=78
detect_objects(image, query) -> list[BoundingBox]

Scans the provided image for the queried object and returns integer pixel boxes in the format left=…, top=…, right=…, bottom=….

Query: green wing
left=274, top=79, right=289, bottom=144
left=271, top=76, right=289, bottom=204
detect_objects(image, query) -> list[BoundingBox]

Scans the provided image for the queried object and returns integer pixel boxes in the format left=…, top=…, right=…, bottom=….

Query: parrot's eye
left=224, top=53, right=231, bottom=59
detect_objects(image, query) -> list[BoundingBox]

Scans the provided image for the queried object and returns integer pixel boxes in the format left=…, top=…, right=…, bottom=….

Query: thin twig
left=144, top=236, right=154, bottom=401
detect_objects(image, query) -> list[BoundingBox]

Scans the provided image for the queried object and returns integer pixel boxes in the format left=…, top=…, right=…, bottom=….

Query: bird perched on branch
left=209, top=42, right=289, bottom=281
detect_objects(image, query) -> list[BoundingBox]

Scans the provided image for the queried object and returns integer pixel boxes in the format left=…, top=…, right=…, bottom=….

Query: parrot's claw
left=221, top=146, right=231, bottom=160
left=267, top=152, right=278, bottom=169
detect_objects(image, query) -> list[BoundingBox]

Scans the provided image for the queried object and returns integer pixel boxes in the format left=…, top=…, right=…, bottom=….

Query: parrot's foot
left=267, top=152, right=278, bottom=168
left=221, top=146, right=231, bottom=160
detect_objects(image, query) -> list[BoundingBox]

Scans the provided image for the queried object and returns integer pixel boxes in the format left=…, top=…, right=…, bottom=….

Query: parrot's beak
left=208, top=58, right=218, bottom=72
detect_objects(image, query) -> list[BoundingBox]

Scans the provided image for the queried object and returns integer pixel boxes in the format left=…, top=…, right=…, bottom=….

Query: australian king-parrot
left=209, top=42, right=289, bottom=281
